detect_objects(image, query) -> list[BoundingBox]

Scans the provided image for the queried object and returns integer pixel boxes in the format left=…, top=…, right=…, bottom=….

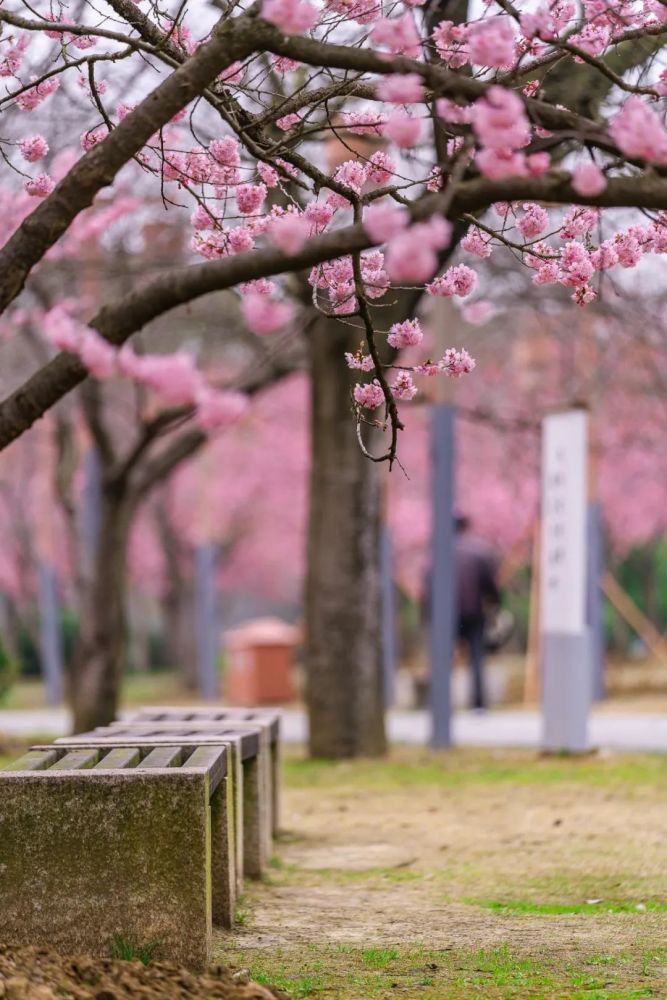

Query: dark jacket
left=456, top=533, right=500, bottom=620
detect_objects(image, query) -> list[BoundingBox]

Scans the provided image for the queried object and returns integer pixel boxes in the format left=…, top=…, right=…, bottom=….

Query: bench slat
left=140, top=747, right=182, bottom=768
left=95, top=748, right=141, bottom=769
left=50, top=749, right=99, bottom=770
left=4, top=750, right=60, bottom=771
left=184, top=746, right=226, bottom=793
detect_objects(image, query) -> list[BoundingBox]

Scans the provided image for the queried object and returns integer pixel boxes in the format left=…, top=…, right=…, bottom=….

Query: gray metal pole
left=38, top=560, right=64, bottom=706
left=194, top=542, right=219, bottom=700
left=587, top=500, right=606, bottom=701
left=380, top=524, right=397, bottom=707
left=429, top=404, right=456, bottom=748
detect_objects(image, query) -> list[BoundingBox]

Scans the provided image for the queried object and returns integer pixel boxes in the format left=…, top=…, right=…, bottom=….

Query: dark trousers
left=459, top=614, right=486, bottom=710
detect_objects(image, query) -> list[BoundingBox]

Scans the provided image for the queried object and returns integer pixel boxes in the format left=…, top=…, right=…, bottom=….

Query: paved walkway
left=1, top=706, right=666, bottom=752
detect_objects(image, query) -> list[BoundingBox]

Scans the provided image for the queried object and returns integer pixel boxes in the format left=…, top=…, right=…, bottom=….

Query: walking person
left=454, top=514, right=501, bottom=711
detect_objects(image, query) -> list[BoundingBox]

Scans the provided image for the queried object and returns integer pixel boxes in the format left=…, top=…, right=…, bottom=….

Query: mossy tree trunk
left=304, top=317, right=386, bottom=759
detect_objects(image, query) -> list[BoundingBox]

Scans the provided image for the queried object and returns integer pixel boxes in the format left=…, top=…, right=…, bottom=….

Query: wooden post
left=602, top=574, right=667, bottom=663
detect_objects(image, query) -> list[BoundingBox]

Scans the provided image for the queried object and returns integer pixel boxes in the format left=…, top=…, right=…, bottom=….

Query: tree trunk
left=156, top=503, right=198, bottom=689
left=69, top=486, right=134, bottom=733
left=304, top=319, right=386, bottom=758
left=164, top=576, right=198, bottom=690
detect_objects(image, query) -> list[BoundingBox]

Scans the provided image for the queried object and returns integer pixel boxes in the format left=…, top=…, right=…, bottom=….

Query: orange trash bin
left=224, top=617, right=299, bottom=705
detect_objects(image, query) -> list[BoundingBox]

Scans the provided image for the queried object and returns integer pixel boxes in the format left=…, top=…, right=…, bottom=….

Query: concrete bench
left=58, top=722, right=270, bottom=879
left=0, top=744, right=231, bottom=968
left=130, top=707, right=282, bottom=835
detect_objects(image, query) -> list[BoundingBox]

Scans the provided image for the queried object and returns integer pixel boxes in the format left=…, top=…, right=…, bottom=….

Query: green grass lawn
left=219, top=748, right=667, bottom=999
left=2, top=672, right=198, bottom=711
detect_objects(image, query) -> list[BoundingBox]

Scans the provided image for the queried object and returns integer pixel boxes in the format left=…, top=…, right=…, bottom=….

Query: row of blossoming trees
left=0, top=0, right=666, bottom=753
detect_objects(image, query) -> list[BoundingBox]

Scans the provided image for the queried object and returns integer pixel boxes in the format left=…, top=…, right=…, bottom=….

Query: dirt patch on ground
left=218, top=749, right=667, bottom=997
left=0, top=946, right=286, bottom=1000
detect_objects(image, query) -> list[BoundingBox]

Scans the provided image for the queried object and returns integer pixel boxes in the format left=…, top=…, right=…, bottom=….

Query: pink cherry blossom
left=236, top=183, right=267, bottom=216
left=78, top=331, right=117, bottom=379
left=345, top=352, right=375, bottom=371
left=269, top=214, right=310, bottom=254
left=609, top=96, right=667, bottom=164
left=571, top=161, right=608, bottom=196
left=276, top=112, right=301, bottom=131
left=371, top=14, right=422, bottom=58
left=304, top=201, right=334, bottom=231
left=195, top=389, right=248, bottom=432
left=560, top=206, right=598, bottom=239
left=334, top=160, right=367, bottom=192
left=0, top=35, right=29, bottom=78
left=570, top=21, right=610, bottom=57
left=385, top=232, right=437, bottom=283
left=590, top=239, right=618, bottom=270
left=363, top=202, right=409, bottom=243
left=242, top=293, right=294, bottom=334
left=436, top=98, right=472, bottom=125
left=559, top=241, right=594, bottom=286
left=387, top=318, right=423, bottom=348
left=16, top=77, right=59, bottom=111
left=517, top=203, right=549, bottom=238
left=339, top=111, right=386, bottom=135
left=472, top=86, right=531, bottom=150
left=24, top=174, right=55, bottom=197
left=262, top=0, right=319, bottom=34
left=467, top=16, right=516, bottom=68
left=461, top=300, right=495, bottom=325
left=440, top=347, right=476, bottom=377
left=353, top=380, right=385, bottom=409
left=209, top=137, right=241, bottom=167
left=324, top=0, right=379, bottom=23
left=367, top=150, right=396, bottom=185
left=43, top=306, right=84, bottom=352
left=526, top=151, right=552, bottom=176
left=135, top=352, right=204, bottom=406
left=427, top=263, right=477, bottom=297
left=81, top=126, right=108, bottom=152
left=615, top=232, right=643, bottom=268
left=18, top=135, right=49, bottom=162
left=461, top=226, right=492, bottom=258
left=377, top=74, right=425, bottom=104
left=392, top=371, right=418, bottom=400
left=258, top=161, right=280, bottom=187
left=432, top=21, right=469, bottom=67
left=476, top=148, right=528, bottom=180
left=383, top=110, right=424, bottom=148
left=419, top=217, right=453, bottom=250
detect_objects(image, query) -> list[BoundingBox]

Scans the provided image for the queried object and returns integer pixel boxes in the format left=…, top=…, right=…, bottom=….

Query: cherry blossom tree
left=1, top=0, right=667, bottom=750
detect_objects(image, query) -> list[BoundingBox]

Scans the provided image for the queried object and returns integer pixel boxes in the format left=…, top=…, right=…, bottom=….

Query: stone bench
left=129, top=707, right=282, bottom=836
left=59, top=722, right=271, bottom=880
left=0, top=744, right=231, bottom=968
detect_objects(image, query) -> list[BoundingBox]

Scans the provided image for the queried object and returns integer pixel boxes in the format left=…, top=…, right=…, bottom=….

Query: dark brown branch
left=1, top=169, right=667, bottom=451
left=0, top=12, right=258, bottom=317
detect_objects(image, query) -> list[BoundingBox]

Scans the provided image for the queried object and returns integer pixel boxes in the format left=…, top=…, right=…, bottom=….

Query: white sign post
left=540, top=410, right=592, bottom=752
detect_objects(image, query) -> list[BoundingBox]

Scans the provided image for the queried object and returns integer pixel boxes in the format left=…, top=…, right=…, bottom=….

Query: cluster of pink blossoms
left=609, top=97, right=667, bottom=164
left=15, top=77, right=60, bottom=112
left=309, top=251, right=389, bottom=315
left=43, top=307, right=247, bottom=433
left=471, top=87, right=550, bottom=180
left=427, top=264, right=477, bottom=298
left=18, top=135, right=49, bottom=163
